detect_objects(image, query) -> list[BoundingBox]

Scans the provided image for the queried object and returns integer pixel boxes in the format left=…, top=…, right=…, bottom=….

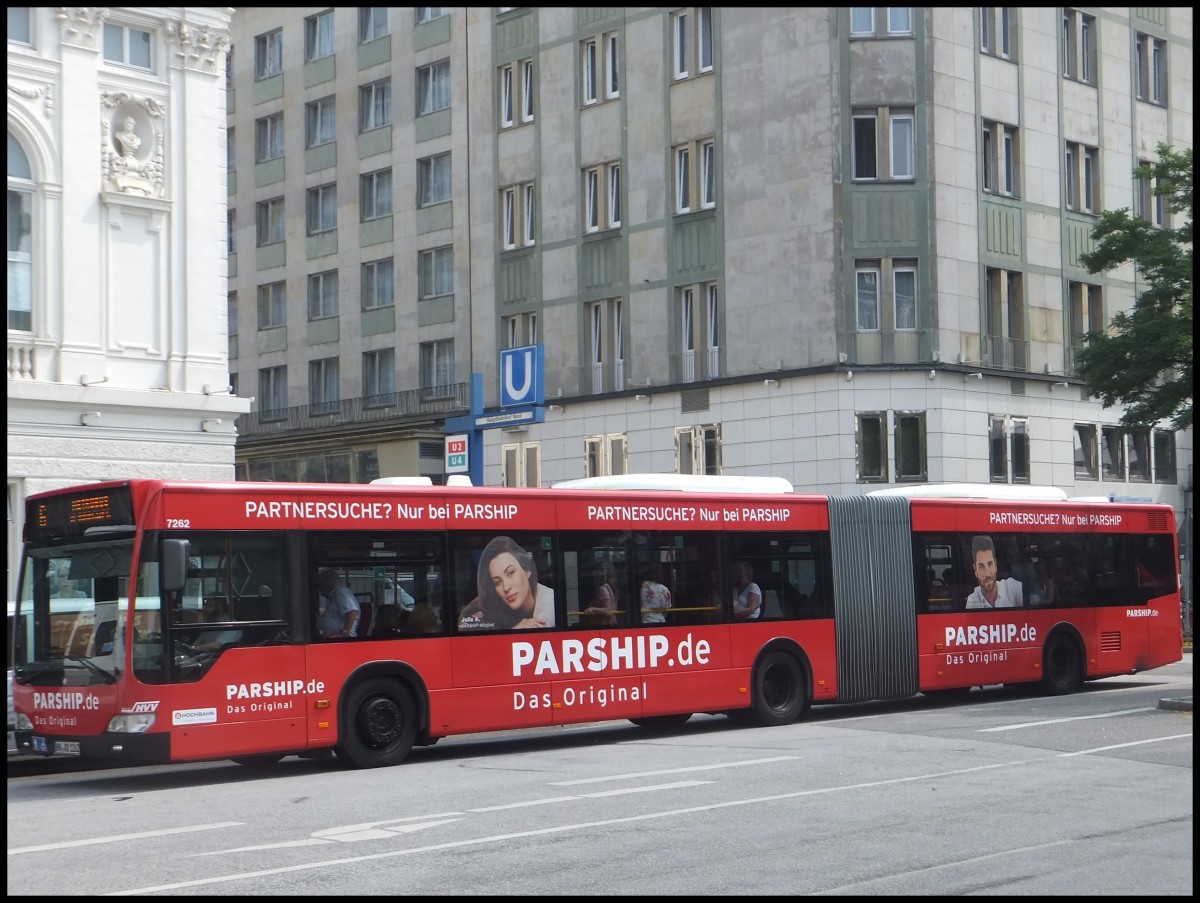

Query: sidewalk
left=1158, top=642, right=1192, bottom=712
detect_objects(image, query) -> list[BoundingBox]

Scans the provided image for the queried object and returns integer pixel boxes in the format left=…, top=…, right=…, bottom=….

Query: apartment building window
left=521, top=59, right=535, bottom=122
left=420, top=339, right=455, bottom=398
left=1135, top=33, right=1168, bottom=105
left=894, top=265, right=917, bottom=330
left=850, top=8, right=913, bottom=38
left=360, top=168, right=392, bottom=220
left=309, top=358, right=340, bottom=414
left=227, top=292, right=238, bottom=338
left=417, top=60, right=451, bottom=115
left=1073, top=423, right=1098, bottom=479
left=671, top=7, right=714, bottom=80
left=1153, top=430, right=1177, bottom=483
left=503, top=312, right=539, bottom=349
left=605, top=32, right=620, bottom=98
left=255, top=197, right=284, bottom=246
left=259, top=366, right=288, bottom=419
left=305, top=10, right=334, bottom=61
left=1134, top=159, right=1166, bottom=228
left=1061, top=9, right=1095, bottom=84
left=887, top=8, right=912, bottom=35
left=255, top=112, right=283, bottom=162
left=363, top=348, right=396, bottom=404
left=499, top=63, right=514, bottom=127
left=856, top=413, right=887, bottom=482
left=226, top=127, right=235, bottom=173
left=415, top=8, right=448, bottom=24
left=254, top=28, right=282, bottom=80
left=1101, top=425, right=1125, bottom=480
left=418, top=246, right=453, bottom=300
left=979, top=8, right=1016, bottom=59
left=359, top=8, right=389, bottom=43
left=850, top=8, right=875, bottom=35
left=895, top=411, right=927, bottom=482
left=1127, top=429, right=1151, bottom=482
left=581, top=36, right=598, bottom=105
left=9, top=7, right=31, bottom=44
left=585, top=434, right=629, bottom=478
left=498, top=57, right=535, bottom=127
left=501, top=442, right=541, bottom=488
left=256, top=281, right=286, bottom=329
left=673, top=138, right=716, bottom=214
left=359, top=79, right=392, bottom=131
left=583, top=163, right=621, bottom=232
left=306, top=184, right=337, bottom=235
left=361, top=258, right=394, bottom=310
left=227, top=210, right=236, bottom=255
left=676, top=425, right=722, bottom=476
left=225, top=46, right=234, bottom=91
left=676, top=283, right=720, bottom=382
left=1067, top=280, right=1103, bottom=351
left=981, top=120, right=1020, bottom=196
left=856, top=266, right=880, bottom=331
left=418, top=153, right=451, bottom=207
left=103, top=22, right=152, bottom=69
left=989, top=415, right=1029, bottom=484
left=305, top=96, right=336, bottom=147
left=984, top=267, right=1026, bottom=370
left=500, top=181, right=536, bottom=249
left=1064, top=141, right=1099, bottom=213
left=853, top=108, right=914, bottom=181
left=308, top=270, right=338, bottom=320
left=8, top=142, right=33, bottom=332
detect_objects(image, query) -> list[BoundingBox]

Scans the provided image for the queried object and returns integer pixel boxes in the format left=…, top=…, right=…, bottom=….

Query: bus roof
left=867, top=483, right=1070, bottom=501
left=550, top=474, right=795, bottom=494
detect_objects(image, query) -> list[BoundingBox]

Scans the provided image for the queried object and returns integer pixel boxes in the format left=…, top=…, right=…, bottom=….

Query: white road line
left=978, top=707, right=1155, bottom=731
left=1057, top=732, right=1192, bottom=757
left=9, top=822, right=242, bottom=856
left=550, top=755, right=799, bottom=786
left=469, top=781, right=711, bottom=813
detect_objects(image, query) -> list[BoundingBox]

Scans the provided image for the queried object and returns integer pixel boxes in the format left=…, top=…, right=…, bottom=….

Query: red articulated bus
left=12, top=475, right=1182, bottom=768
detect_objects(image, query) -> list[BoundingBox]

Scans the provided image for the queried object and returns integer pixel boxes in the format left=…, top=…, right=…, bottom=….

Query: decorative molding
left=8, top=81, right=54, bottom=118
left=100, top=93, right=167, bottom=198
left=165, top=18, right=232, bottom=74
left=56, top=7, right=107, bottom=50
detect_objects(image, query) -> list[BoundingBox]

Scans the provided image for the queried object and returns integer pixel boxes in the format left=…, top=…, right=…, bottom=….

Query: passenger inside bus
left=188, top=598, right=243, bottom=652
left=317, top=568, right=360, bottom=638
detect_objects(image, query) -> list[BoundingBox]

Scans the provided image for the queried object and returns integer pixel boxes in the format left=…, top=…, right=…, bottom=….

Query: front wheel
left=1042, top=634, right=1083, bottom=696
left=339, top=678, right=417, bottom=768
left=751, top=650, right=808, bottom=726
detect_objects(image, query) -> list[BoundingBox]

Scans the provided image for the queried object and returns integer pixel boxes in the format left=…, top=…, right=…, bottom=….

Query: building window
left=256, top=281, right=286, bottom=329
left=1134, top=158, right=1166, bottom=228
left=254, top=28, right=282, bottom=80
left=893, top=411, right=926, bottom=481
left=990, top=415, right=1025, bottom=483
left=255, top=197, right=284, bottom=246
left=583, top=163, right=620, bottom=233
left=103, top=22, right=152, bottom=69
left=8, top=7, right=32, bottom=44
left=521, top=59, right=535, bottom=122
left=673, top=138, right=715, bottom=215
left=1073, top=423, right=1098, bottom=479
left=420, top=339, right=455, bottom=398
left=1153, top=430, right=1177, bottom=483
left=418, top=153, right=451, bottom=207
left=499, top=63, right=514, bottom=127
left=308, top=270, right=338, bottom=320
left=304, top=10, right=334, bottom=62
left=360, top=168, right=392, bottom=220
left=676, top=425, right=721, bottom=476
left=499, top=57, right=535, bottom=127
left=852, top=115, right=877, bottom=180
left=677, top=283, right=720, bottom=382
left=502, top=312, right=539, bottom=349
left=359, top=78, right=392, bottom=131
left=226, top=210, right=236, bottom=256
left=415, top=8, right=448, bottom=24
left=226, top=126, right=235, bottom=173
left=983, top=267, right=1026, bottom=370
left=1126, top=429, right=1151, bottom=482
left=305, top=96, right=336, bottom=147
left=671, top=7, right=714, bottom=80
left=500, top=181, right=536, bottom=249
left=418, top=246, right=453, bottom=300
left=1101, top=425, right=1125, bottom=480
left=605, top=31, right=620, bottom=98
left=700, top=140, right=716, bottom=208
left=1064, top=141, right=1099, bottom=213
left=581, top=36, right=598, bottom=105
left=853, top=108, right=914, bottom=182
left=982, top=120, right=1020, bottom=196
left=361, top=258, right=394, bottom=310
left=1135, top=33, right=1168, bottom=105
left=359, top=8, right=389, bottom=43
left=581, top=31, right=619, bottom=104
left=259, top=366, right=288, bottom=419
left=227, top=292, right=238, bottom=338
left=856, top=266, right=880, bottom=332
left=417, top=60, right=451, bottom=115
left=893, top=266, right=917, bottom=330
left=1067, top=280, right=1103, bottom=360
left=309, top=357, right=340, bottom=414
left=585, top=434, right=629, bottom=478
left=1061, top=9, right=1096, bottom=85
left=306, top=184, right=337, bottom=235
left=501, top=442, right=542, bottom=488
left=585, top=298, right=624, bottom=393
left=363, top=348, right=396, bottom=403
left=850, top=8, right=875, bottom=35
left=979, top=8, right=1016, bottom=60
left=887, top=7, right=912, bottom=35
left=255, top=112, right=283, bottom=162
left=890, top=114, right=914, bottom=180
left=856, top=413, right=887, bottom=482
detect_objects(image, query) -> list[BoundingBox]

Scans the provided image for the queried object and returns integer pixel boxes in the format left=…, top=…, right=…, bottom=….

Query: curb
left=1158, top=697, right=1193, bottom=713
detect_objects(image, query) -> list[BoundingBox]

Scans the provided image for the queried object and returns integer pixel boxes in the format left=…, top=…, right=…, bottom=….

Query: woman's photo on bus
left=458, top=535, right=554, bottom=631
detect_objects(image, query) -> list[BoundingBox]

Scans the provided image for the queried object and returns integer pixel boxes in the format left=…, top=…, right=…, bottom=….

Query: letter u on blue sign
left=500, top=344, right=544, bottom=407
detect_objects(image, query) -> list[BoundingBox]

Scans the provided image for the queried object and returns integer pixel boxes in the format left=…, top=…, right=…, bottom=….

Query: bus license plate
left=56, top=741, right=81, bottom=756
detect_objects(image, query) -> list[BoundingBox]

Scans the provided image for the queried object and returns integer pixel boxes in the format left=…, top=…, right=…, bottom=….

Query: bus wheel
left=340, top=678, right=417, bottom=768
left=629, top=713, right=692, bottom=730
left=1042, top=635, right=1083, bottom=696
left=752, top=650, right=807, bottom=726
left=230, top=754, right=285, bottom=767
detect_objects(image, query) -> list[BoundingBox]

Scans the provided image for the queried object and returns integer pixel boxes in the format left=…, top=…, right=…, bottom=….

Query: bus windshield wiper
left=64, top=655, right=118, bottom=685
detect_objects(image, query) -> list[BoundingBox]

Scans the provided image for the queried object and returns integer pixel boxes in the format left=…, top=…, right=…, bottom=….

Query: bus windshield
left=13, top=540, right=136, bottom=688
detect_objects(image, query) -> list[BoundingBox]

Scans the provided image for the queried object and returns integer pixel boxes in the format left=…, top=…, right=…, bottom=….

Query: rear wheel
left=629, top=713, right=692, bottom=730
left=1042, top=634, right=1083, bottom=696
left=750, top=650, right=808, bottom=726
left=339, top=678, right=417, bottom=768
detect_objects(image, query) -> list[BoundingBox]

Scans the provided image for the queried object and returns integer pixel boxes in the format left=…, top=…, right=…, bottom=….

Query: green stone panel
left=581, top=234, right=623, bottom=289
left=414, top=109, right=452, bottom=143
left=359, top=216, right=393, bottom=247
left=413, top=15, right=450, bottom=51
left=307, top=230, right=337, bottom=260
left=254, top=157, right=285, bottom=188
left=305, top=142, right=336, bottom=174
left=849, top=189, right=919, bottom=252
left=1063, top=216, right=1099, bottom=273
left=577, top=8, right=621, bottom=29
left=253, top=74, right=283, bottom=105
left=357, top=37, right=391, bottom=70
left=497, top=253, right=535, bottom=306
left=495, top=11, right=536, bottom=57
left=358, top=127, right=392, bottom=159
left=256, top=242, right=286, bottom=270
left=418, top=295, right=455, bottom=327
left=416, top=202, right=452, bottom=234
left=361, top=305, right=396, bottom=337
left=670, top=214, right=719, bottom=277
left=307, top=316, right=339, bottom=346
left=304, top=55, right=335, bottom=88
left=981, top=198, right=1023, bottom=261
left=256, top=325, right=287, bottom=354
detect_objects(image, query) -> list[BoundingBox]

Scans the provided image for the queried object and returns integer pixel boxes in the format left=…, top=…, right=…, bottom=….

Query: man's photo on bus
left=965, top=534, right=1024, bottom=610
left=458, top=535, right=554, bottom=630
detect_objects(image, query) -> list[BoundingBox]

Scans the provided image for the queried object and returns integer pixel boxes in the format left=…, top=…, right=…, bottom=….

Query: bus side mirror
left=161, top=539, right=190, bottom=593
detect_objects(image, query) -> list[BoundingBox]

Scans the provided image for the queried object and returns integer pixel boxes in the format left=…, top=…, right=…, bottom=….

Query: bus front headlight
left=15, top=713, right=33, bottom=731
left=107, top=713, right=156, bottom=733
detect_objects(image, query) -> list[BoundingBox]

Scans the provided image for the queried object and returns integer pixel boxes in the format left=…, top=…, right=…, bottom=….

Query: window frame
left=418, top=245, right=454, bottom=301
left=420, top=339, right=455, bottom=398
left=417, top=59, right=451, bottom=116
left=358, top=8, right=390, bottom=44
left=856, top=412, right=888, bottom=482
left=254, top=28, right=283, bottom=80
left=307, top=269, right=339, bottom=321
left=304, top=9, right=334, bottom=62
left=255, top=112, right=284, bottom=163
left=1073, top=423, right=1098, bottom=480
left=305, top=96, right=336, bottom=148
left=359, top=78, right=393, bottom=132
left=309, top=357, right=340, bottom=414
left=360, top=168, right=393, bottom=221
left=855, top=266, right=881, bottom=332
left=890, top=114, right=914, bottom=180
left=103, top=22, right=153, bottom=70
left=893, top=266, right=917, bottom=331
left=255, top=197, right=285, bottom=247
left=417, top=152, right=451, bottom=208
left=361, top=258, right=395, bottom=311
left=894, top=410, right=928, bottom=482
left=363, top=347, right=396, bottom=402
left=306, top=183, right=337, bottom=235
left=256, top=281, right=286, bottom=330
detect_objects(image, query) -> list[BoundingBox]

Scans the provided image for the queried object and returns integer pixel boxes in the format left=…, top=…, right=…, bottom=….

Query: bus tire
left=1042, top=634, right=1083, bottom=696
left=339, top=678, right=417, bottom=768
left=230, top=754, right=284, bottom=767
left=629, top=713, right=692, bottom=730
left=751, top=650, right=807, bottom=726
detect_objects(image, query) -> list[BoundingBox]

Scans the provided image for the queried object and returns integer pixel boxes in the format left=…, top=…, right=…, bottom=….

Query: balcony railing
left=236, top=382, right=469, bottom=438
left=669, top=348, right=721, bottom=383
left=982, top=335, right=1030, bottom=372
left=577, top=361, right=626, bottom=395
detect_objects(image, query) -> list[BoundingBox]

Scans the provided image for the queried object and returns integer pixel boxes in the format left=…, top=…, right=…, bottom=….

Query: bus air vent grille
left=1100, top=631, right=1122, bottom=652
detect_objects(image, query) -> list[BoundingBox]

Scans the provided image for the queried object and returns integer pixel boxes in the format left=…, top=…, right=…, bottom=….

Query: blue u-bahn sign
left=500, top=344, right=545, bottom=407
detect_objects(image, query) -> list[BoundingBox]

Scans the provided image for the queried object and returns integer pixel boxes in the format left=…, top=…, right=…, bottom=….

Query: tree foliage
left=1076, top=143, right=1192, bottom=431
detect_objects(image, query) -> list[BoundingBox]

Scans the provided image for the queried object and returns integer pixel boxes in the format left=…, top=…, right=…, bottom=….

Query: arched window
left=7, top=132, right=34, bottom=332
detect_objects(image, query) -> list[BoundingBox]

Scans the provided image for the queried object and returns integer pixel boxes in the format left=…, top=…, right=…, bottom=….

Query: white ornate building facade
left=7, top=7, right=248, bottom=599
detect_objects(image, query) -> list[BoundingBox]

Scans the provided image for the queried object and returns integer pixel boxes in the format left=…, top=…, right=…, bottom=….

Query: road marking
left=8, top=822, right=242, bottom=856
left=1057, top=732, right=1192, bottom=757
left=978, top=707, right=1155, bottom=731
left=550, top=755, right=799, bottom=786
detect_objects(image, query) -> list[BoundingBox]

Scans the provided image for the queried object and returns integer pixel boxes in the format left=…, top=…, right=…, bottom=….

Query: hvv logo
left=500, top=344, right=545, bottom=407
